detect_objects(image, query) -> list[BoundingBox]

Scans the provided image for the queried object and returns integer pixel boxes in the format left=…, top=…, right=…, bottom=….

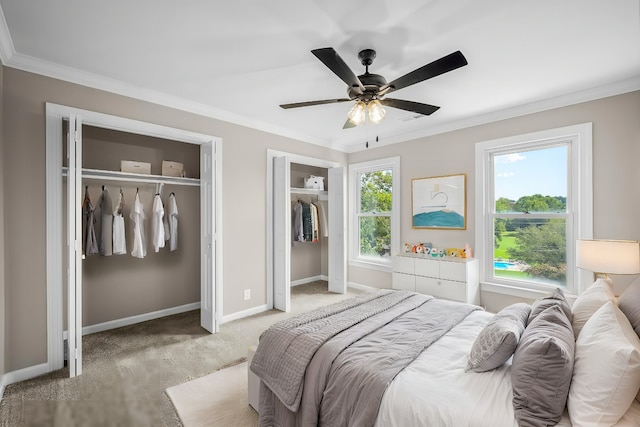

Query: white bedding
left=375, top=310, right=640, bottom=427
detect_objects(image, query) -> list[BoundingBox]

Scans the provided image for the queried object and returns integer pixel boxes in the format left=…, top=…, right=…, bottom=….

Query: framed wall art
left=412, top=173, right=466, bottom=229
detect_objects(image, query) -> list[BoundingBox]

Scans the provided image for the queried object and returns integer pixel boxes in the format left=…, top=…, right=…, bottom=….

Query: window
left=475, top=123, right=592, bottom=297
left=349, top=157, right=400, bottom=270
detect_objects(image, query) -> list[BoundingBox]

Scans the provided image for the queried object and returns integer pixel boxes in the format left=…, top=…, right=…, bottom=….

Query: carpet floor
left=0, top=281, right=370, bottom=426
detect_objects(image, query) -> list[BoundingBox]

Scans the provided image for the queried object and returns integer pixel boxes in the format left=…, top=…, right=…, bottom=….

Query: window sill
left=480, top=281, right=577, bottom=303
left=348, top=258, right=392, bottom=273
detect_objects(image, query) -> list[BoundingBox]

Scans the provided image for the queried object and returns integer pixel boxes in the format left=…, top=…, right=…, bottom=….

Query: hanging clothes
left=293, top=199, right=323, bottom=243
left=165, top=193, right=179, bottom=252
left=309, top=202, right=319, bottom=243
left=112, top=189, right=127, bottom=255
left=151, top=193, right=165, bottom=253
left=83, top=187, right=98, bottom=256
left=97, top=186, right=113, bottom=256
left=315, top=200, right=329, bottom=238
left=130, top=191, right=147, bottom=259
left=302, top=202, right=312, bottom=242
left=292, top=200, right=304, bottom=243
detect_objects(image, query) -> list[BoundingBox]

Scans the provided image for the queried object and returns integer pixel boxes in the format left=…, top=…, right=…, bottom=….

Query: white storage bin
left=303, top=175, right=324, bottom=191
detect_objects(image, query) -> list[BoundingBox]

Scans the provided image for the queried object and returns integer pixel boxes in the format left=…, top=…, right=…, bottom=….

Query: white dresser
left=392, top=253, right=480, bottom=305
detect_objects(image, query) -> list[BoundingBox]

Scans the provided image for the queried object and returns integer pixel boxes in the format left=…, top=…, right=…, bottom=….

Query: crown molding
left=5, top=45, right=639, bottom=154
left=7, top=51, right=343, bottom=146
left=344, top=76, right=640, bottom=153
left=1, top=3, right=637, bottom=155
left=0, top=5, right=15, bottom=65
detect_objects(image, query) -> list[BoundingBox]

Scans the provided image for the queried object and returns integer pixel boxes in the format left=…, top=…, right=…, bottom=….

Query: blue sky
left=494, top=145, right=567, bottom=201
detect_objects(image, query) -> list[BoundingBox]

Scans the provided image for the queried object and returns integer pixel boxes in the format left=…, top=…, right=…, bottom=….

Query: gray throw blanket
left=250, top=290, right=414, bottom=410
left=251, top=290, right=479, bottom=427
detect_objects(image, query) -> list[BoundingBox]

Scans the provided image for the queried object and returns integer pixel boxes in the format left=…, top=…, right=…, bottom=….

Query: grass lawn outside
left=494, top=231, right=518, bottom=260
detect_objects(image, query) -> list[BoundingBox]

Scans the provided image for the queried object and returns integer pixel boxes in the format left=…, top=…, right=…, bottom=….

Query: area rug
left=166, top=360, right=258, bottom=427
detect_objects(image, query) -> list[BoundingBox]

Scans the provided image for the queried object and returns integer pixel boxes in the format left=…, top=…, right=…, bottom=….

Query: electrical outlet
left=244, top=289, right=251, bottom=301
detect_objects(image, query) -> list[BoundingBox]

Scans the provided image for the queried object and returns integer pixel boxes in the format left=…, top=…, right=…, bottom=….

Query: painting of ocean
left=412, top=210, right=464, bottom=228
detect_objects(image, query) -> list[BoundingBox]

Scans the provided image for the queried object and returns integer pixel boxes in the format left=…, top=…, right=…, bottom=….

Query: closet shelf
left=62, top=167, right=201, bottom=186
left=290, top=187, right=328, bottom=196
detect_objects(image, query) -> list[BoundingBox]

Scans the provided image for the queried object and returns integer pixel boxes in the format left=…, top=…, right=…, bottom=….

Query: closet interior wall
left=290, top=163, right=328, bottom=284
left=62, top=124, right=201, bottom=329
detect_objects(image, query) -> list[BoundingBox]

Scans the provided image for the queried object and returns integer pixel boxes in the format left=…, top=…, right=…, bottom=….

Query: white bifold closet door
left=67, top=113, right=83, bottom=377
left=328, top=167, right=346, bottom=294
left=273, top=156, right=291, bottom=312
left=200, top=141, right=216, bottom=332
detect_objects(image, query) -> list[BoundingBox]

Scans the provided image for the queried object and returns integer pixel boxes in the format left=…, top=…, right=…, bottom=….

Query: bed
left=250, top=282, right=640, bottom=427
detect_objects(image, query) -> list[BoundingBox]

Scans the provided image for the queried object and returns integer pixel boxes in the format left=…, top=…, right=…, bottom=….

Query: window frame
left=348, top=156, right=400, bottom=271
left=475, top=123, right=593, bottom=298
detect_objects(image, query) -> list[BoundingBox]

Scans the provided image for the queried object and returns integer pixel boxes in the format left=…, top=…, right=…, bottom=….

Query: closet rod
left=62, top=167, right=201, bottom=187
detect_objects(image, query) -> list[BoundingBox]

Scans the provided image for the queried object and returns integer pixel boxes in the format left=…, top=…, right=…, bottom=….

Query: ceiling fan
left=280, top=47, right=468, bottom=129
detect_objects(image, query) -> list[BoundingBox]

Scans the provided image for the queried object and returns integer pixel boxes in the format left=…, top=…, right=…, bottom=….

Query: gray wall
left=347, top=90, right=640, bottom=311
left=77, top=127, right=202, bottom=327
left=2, top=66, right=346, bottom=372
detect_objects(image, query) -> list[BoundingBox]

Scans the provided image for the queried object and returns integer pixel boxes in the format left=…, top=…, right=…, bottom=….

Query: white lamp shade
left=347, top=101, right=366, bottom=125
left=576, top=239, right=640, bottom=275
left=368, top=100, right=386, bottom=124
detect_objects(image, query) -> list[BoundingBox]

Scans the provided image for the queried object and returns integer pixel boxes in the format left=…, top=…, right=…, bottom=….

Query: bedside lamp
left=576, top=239, right=640, bottom=283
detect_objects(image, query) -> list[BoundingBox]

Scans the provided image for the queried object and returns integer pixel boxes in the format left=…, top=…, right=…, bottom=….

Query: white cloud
left=496, top=172, right=515, bottom=178
left=495, top=153, right=526, bottom=164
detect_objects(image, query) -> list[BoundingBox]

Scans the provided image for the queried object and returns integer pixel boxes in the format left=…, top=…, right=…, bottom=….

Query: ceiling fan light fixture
left=348, top=101, right=367, bottom=125
left=368, top=100, right=386, bottom=124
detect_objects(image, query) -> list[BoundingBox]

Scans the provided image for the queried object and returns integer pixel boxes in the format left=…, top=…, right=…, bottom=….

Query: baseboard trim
left=291, top=275, right=326, bottom=287
left=63, top=302, right=201, bottom=339
left=221, top=281, right=378, bottom=326
left=220, top=304, right=269, bottom=325
left=347, top=281, right=381, bottom=292
left=0, top=362, right=49, bottom=400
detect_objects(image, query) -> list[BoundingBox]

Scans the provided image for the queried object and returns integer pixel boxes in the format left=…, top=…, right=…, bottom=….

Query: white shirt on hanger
left=130, top=192, right=147, bottom=259
left=112, top=190, right=127, bottom=255
left=151, top=193, right=165, bottom=253
left=166, top=193, right=179, bottom=252
left=168, top=193, right=178, bottom=252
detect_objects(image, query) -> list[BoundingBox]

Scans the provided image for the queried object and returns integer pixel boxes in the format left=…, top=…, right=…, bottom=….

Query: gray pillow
left=466, top=303, right=531, bottom=372
left=528, top=288, right=572, bottom=325
left=512, top=304, right=575, bottom=426
left=618, top=277, right=640, bottom=339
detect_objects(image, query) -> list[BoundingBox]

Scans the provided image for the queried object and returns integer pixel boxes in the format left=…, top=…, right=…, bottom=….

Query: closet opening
left=46, top=104, right=222, bottom=377
left=290, top=163, right=329, bottom=294
left=65, top=123, right=201, bottom=341
left=267, top=149, right=346, bottom=313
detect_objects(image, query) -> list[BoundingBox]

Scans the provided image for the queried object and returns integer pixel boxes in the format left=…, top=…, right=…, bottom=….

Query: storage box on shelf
left=392, top=253, right=480, bottom=305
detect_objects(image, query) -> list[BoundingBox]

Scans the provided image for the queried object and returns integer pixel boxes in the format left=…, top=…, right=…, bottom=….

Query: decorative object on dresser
left=392, top=253, right=479, bottom=305
left=411, top=173, right=466, bottom=229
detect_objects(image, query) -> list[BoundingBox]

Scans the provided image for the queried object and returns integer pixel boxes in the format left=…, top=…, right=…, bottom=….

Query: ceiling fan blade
left=343, top=118, right=356, bottom=129
left=312, top=47, right=365, bottom=94
left=280, top=98, right=351, bottom=109
left=381, top=98, right=440, bottom=115
left=380, top=51, right=467, bottom=94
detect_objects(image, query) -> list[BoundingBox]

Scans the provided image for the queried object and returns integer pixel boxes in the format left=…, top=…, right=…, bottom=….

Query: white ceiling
left=0, top=1, right=639, bottom=152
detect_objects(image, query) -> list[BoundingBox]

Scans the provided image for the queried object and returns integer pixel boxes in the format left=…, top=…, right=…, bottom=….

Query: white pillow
left=568, top=301, right=640, bottom=426
left=571, top=278, right=616, bottom=339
